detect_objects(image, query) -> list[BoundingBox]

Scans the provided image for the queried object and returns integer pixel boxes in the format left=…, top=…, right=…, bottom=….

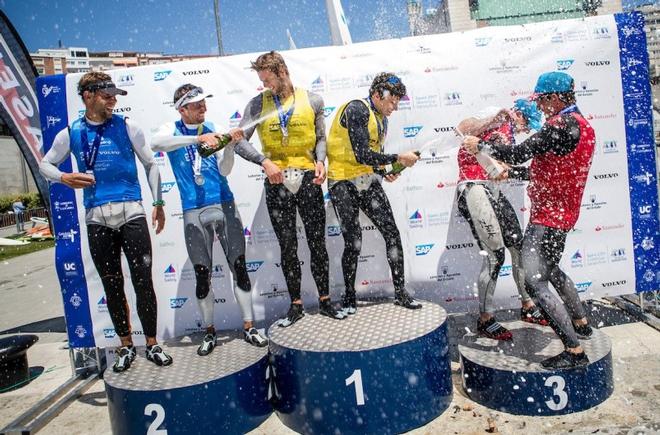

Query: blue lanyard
left=176, top=121, right=204, bottom=172
left=80, top=119, right=107, bottom=171
left=367, top=97, right=388, bottom=144
left=559, top=104, right=579, bottom=115
left=273, top=93, right=295, bottom=135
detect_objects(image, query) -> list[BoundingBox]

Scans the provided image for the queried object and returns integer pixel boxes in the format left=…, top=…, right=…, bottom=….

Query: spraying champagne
left=454, top=127, right=505, bottom=178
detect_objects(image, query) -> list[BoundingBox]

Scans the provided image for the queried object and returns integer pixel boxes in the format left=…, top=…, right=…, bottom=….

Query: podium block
left=104, top=336, right=271, bottom=435
left=459, top=321, right=613, bottom=415
left=268, top=301, right=452, bottom=435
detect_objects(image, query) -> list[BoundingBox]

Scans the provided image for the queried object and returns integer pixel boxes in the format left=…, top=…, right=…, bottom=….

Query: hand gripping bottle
left=197, top=134, right=232, bottom=158
left=383, top=151, right=421, bottom=176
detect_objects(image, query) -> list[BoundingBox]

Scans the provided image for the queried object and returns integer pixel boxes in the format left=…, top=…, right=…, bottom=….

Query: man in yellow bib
left=327, top=73, right=421, bottom=313
left=234, top=51, right=345, bottom=326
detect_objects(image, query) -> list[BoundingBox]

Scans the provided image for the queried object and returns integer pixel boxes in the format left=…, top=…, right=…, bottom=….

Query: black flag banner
left=0, top=10, right=49, bottom=210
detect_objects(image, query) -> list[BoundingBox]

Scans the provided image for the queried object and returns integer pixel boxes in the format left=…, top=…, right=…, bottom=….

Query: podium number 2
left=346, top=369, right=365, bottom=406
left=145, top=403, right=168, bottom=435
left=544, top=375, right=568, bottom=411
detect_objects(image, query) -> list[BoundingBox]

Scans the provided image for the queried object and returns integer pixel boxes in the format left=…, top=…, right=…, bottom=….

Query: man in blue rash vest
left=151, top=83, right=268, bottom=355
left=40, top=72, right=172, bottom=372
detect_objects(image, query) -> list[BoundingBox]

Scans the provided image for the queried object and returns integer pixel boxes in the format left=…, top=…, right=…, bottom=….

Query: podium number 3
left=346, top=369, right=366, bottom=406
left=545, top=375, right=568, bottom=411
left=145, top=403, right=168, bottom=435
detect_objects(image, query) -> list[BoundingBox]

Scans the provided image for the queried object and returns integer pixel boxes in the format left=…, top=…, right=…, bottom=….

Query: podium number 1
left=346, top=369, right=366, bottom=406
left=145, top=403, right=168, bottom=434
left=544, top=375, right=568, bottom=411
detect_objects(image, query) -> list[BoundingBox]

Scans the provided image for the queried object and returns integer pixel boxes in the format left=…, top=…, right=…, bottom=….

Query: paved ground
left=0, top=247, right=659, bottom=434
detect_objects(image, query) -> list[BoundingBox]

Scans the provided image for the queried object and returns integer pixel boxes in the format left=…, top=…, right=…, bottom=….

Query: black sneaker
left=394, top=290, right=422, bottom=310
left=197, top=333, right=217, bottom=356
left=520, top=306, right=549, bottom=326
left=112, top=345, right=136, bottom=373
left=341, top=292, right=357, bottom=315
left=477, top=317, right=513, bottom=341
left=146, top=344, right=173, bottom=366
left=244, top=328, right=269, bottom=347
left=574, top=323, right=593, bottom=339
left=277, top=303, right=304, bottom=327
left=319, top=298, right=347, bottom=320
left=541, top=350, right=589, bottom=369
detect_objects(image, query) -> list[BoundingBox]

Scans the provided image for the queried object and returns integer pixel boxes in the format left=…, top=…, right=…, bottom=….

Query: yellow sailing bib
left=256, top=87, right=316, bottom=170
left=327, top=99, right=384, bottom=180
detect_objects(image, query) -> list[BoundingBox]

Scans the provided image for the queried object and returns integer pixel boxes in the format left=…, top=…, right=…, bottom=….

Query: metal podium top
left=104, top=334, right=267, bottom=391
left=269, top=300, right=447, bottom=352
left=458, top=321, right=611, bottom=372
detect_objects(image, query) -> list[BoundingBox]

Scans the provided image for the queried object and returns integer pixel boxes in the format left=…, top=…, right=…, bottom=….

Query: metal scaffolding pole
left=214, top=0, right=225, bottom=56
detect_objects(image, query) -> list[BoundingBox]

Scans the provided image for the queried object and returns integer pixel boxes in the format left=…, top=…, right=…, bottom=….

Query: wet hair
left=369, top=72, right=406, bottom=99
left=250, top=51, right=289, bottom=76
left=173, top=83, right=197, bottom=105
left=77, top=72, right=112, bottom=97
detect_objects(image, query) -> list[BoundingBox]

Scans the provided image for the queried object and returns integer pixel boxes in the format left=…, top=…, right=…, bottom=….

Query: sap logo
left=323, top=107, right=336, bottom=118
left=75, top=325, right=87, bottom=338
left=327, top=225, right=342, bottom=237
left=433, top=126, right=453, bottom=133
left=182, top=70, right=210, bottom=76
left=415, top=244, right=434, bottom=256
left=445, top=243, right=474, bottom=250
left=69, top=292, right=82, bottom=308
left=103, top=328, right=116, bottom=338
left=169, top=297, right=188, bottom=309
left=117, top=73, right=134, bottom=86
left=77, top=109, right=86, bottom=118
left=593, top=173, right=618, bottom=180
left=46, top=115, right=61, bottom=128
left=403, top=126, right=423, bottom=138
left=41, top=84, right=61, bottom=98
left=113, top=107, right=131, bottom=113
left=639, top=205, right=652, bottom=216
left=585, top=60, right=610, bottom=67
left=64, top=262, right=77, bottom=272
left=246, top=261, right=264, bottom=273
left=575, top=281, right=592, bottom=293
left=556, top=59, right=574, bottom=70
left=602, top=279, right=626, bottom=287
left=641, top=236, right=654, bottom=251
left=161, top=182, right=176, bottom=193
left=474, top=37, right=492, bottom=47
left=154, top=70, right=172, bottom=81
left=498, top=265, right=512, bottom=277
left=57, top=229, right=78, bottom=242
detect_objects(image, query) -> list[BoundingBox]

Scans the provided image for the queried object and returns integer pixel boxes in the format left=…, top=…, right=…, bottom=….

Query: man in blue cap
left=462, top=71, right=596, bottom=369
left=455, top=99, right=547, bottom=341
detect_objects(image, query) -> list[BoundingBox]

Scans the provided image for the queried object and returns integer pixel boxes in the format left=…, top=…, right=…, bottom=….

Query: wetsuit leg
left=457, top=184, right=506, bottom=314
left=329, top=181, right=362, bottom=297
left=295, top=172, right=329, bottom=298
left=183, top=208, right=215, bottom=327
left=88, top=223, right=131, bottom=337
left=359, top=181, right=405, bottom=292
left=522, top=224, right=580, bottom=348
left=118, top=217, right=158, bottom=338
left=265, top=180, right=301, bottom=302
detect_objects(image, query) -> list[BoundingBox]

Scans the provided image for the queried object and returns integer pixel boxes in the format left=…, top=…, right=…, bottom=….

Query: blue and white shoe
left=277, top=303, right=304, bottom=327
left=112, top=345, right=136, bottom=373
left=244, top=328, right=268, bottom=347
left=146, top=344, right=173, bottom=366
left=197, top=333, right=217, bottom=356
left=341, top=292, right=357, bottom=315
left=319, top=298, right=347, bottom=319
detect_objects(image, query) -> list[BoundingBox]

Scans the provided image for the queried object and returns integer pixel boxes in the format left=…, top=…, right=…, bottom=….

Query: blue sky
left=1, top=0, right=411, bottom=55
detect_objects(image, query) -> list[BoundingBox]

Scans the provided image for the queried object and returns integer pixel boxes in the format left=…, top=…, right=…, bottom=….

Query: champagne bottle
left=475, top=151, right=505, bottom=178
left=383, top=151, right=421, bottom=176
left=197, top=134, right=232, bottom=158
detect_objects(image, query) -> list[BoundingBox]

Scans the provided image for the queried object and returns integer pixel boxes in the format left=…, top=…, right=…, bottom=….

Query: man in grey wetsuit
left=151, top=84, right=267, bottom=355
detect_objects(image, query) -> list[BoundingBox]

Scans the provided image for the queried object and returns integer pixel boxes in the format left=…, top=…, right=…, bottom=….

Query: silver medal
left=194, top=174, right=205, bottom=186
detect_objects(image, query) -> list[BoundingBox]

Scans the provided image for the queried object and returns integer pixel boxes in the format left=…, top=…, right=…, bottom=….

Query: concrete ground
left=1, top=247, right=659, bottom=434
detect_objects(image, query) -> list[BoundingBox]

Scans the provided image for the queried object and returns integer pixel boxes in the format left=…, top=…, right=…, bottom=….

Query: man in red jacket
left=462, top=71, right=595, bottom=369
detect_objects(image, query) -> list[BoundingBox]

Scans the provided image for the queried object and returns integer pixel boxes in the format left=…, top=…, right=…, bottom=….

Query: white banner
left=51, top=14, right=652, bottom=347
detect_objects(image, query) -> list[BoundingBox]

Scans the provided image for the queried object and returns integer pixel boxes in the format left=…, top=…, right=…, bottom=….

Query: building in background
left=407, top=0, right=451, bottom=35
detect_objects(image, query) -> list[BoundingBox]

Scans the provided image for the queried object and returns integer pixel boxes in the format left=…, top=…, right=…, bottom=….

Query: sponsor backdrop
left=38, top=13, right=659, bottom=348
